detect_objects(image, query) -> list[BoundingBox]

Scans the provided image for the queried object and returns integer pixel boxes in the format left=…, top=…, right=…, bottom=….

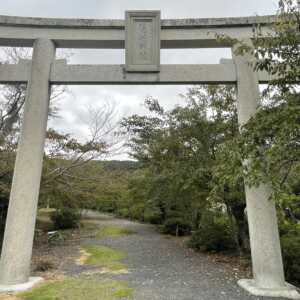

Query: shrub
left=143, top=206, right=162, bottom=224
left=0, top=202, right=8, bottom=232
left=51, top=207, right=81, bottom=230
left=279, top=221, right=300, bottom=236
left=117, top=208, right=130, bottom=218
left=128, top=203, right=145, bottom=221
left=188, top=215, right=236, bottom=252
left=96, top=200, right=116, bottom=214
left=161, top=217, right=192, bottom=236
left=281, top=233, right=300, bottom=285
left=280, top=222, right=300, bottom=285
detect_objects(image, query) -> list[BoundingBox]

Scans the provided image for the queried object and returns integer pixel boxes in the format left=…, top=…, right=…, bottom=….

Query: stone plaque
left=125, top=11, right=160, bottom=72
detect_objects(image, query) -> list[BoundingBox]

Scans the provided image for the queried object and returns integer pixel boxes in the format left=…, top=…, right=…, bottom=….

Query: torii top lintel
left=0, top=13, right=276, bottom=49
left=0, top=11, right=280, bottom=85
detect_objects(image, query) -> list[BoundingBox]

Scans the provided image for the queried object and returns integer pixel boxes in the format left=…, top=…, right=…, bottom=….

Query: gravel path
left=71, top=213, right=288, bottom=300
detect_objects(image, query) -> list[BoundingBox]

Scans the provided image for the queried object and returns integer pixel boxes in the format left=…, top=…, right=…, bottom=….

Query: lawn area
left=96, top=225, right=135, bottom=239
left=18, top=221, right=134, bottom=300
left=19, top=277, right=133, bottom=300
left=80, top=245, right=128, bottom=271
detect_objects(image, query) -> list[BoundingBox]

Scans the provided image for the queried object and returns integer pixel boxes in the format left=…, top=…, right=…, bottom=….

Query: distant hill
left=99, top=160, right=140, bottom=171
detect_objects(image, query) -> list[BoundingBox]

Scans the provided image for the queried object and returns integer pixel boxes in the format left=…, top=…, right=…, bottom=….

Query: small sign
left=125, top=11, right=161, bottom=72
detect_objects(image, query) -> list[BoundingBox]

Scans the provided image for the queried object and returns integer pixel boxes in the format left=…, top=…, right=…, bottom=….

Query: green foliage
left=240, top=93, right=300, bottom=195
left=0, top=151, right=14, bottom=232
left=81, top=245, right=127, bottom=271
left=212, top=1, right=300, bottom=258
left=223, top=0, right=300, bottom=200
left=213, top=1, right=300, bottom=204
left=128, top=203, right=146, bottom=221
left=188, top=213, right=237, bottom=252
left=51, top=207, right=81, bottom=230
left=280, top=222, right=300, bottom=285
left=251, top=0, right=300, bottom=88
left=121, top=85, right=247, bottom=244
left=143, top=206, right=162, bottom=224
left=19, top=277, right=133, bottom=300
left=160, top=217, right=192, bottom=236
left=39, top=160, right=138, bottom=230
left=117, top=208, right=130, bottom=218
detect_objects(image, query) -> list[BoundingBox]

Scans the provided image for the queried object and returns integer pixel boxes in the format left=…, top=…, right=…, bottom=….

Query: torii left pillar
left=0, top=38, right=55, bottom=292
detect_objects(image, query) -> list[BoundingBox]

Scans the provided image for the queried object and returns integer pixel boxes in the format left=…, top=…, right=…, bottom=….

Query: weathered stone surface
left=0, top=59, right=31, bottom=83
left=0, top=277, right=43, bottom=293
left=51, top=60, right=236, bottom=84
left=125, top=11, right=160, bottom=72
left=0, top=14, right=276, bottom=29
left=0, top=14, right=275, bottom=48
left=0, top=38, right=55, bottom=286
left=238, top=279, right=300, bottom=300
left=233, top=41, right=300, bottom=299
left=0, top=59, right=276, bottom=85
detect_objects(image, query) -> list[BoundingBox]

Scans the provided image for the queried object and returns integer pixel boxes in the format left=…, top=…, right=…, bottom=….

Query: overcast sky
left=0, top=0, right=277, bottom=160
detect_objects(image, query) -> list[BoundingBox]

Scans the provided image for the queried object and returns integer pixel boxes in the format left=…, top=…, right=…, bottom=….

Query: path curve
left=74, top=212, right=287, bottom=300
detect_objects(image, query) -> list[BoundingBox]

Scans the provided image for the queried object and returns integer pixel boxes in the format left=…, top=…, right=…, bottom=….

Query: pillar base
left=0, top=277, right=43, bottom=293
left=238, top=279, right=300, bottom=300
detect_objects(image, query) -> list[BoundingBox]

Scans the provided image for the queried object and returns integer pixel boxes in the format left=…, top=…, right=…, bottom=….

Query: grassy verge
left=96, top=225, right=135, bottom=239
left=19, top=277, right=133, bottom=300
left=80, top=245, right=127, bottom=271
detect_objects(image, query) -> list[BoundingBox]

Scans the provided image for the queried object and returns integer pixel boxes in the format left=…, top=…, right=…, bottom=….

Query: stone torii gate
left=0, top=11, right=299, bottom=299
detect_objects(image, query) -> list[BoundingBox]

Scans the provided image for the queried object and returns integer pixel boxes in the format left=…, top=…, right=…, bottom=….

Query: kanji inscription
left=125, top=11, right=160, bottom=72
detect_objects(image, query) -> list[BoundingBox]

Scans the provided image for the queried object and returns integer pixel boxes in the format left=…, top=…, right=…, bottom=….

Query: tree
left=121, top=86, right=250, bottom=248
left=0, top=47, right=67, bottom=144
left=204, top=4, right=300, bottom=279
left=219, top=0, right=300, bottom=207
left=0, top=48, right=123, bottom=228
left=39, top=102, right=122, bottom=206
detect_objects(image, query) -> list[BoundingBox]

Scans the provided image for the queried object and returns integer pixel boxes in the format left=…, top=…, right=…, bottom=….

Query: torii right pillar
left=233, top=41, right=300, bottom=299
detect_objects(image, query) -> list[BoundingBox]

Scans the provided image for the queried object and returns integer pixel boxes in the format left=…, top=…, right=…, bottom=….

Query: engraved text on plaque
left=125, top=11, right=160, bottom=72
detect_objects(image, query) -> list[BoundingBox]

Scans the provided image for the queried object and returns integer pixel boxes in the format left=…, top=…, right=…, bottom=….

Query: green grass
left=81, top=245, right=127, bottom=271
left=96, top=225, right=135, bottom=239
left=19, top=277, right=134, bottom=300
